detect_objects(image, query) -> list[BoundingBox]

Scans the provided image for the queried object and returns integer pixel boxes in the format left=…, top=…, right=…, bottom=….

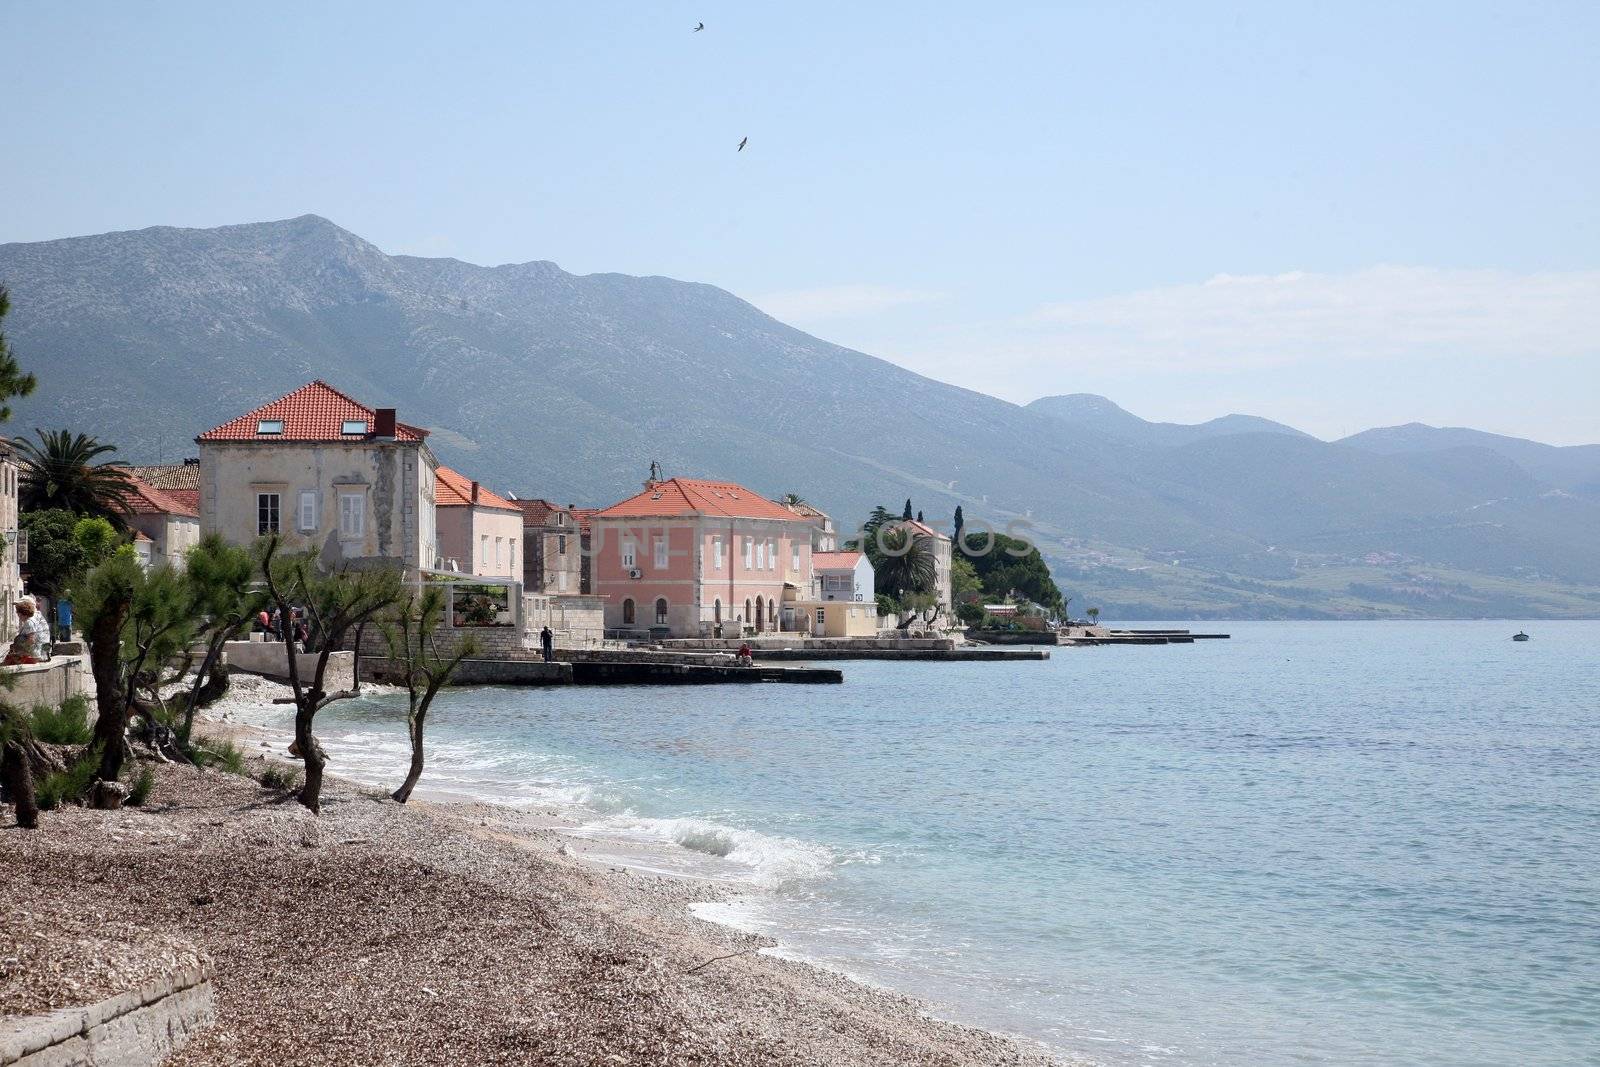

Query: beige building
left=513, top=498, right=584, bottom=594
left=119, top=476, right=202, bottom=571
left=790, top=598, right=879, bottom=637
left=196, top=380, right=438, bottom=573
left=435, top=466, right=522, bottom=578
left=903, top=518, right=954, bottom=618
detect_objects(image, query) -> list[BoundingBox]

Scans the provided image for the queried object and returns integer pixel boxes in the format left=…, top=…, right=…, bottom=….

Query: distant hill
left=1027, top=393, right=1313, bottom=447
left=1338, top=423, right=1600, bottom=493
left=1, top=215, right=1597, bottom=618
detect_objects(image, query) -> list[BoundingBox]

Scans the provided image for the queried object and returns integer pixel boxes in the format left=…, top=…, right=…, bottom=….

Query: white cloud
left=752, top=284, right=946, bottom=323
left=1022, top=266, right=1600, bottom=371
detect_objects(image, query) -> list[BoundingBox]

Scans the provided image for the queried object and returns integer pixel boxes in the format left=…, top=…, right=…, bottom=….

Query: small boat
left=1512, top=631, right=1530, bottom=642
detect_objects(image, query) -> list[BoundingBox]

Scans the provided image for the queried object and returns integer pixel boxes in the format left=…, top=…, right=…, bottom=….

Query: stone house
left=591, top=474, right=816, bottom=638
left=513, top=498, right=584, bottom=594
left=434, top=466, right=521, bottom=578
left=902, top=517, right=954, bottom=618
left=196, top=380, right=439, bottom=574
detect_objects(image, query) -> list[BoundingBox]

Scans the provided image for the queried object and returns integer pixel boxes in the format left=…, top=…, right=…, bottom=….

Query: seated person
left=5, top=596, right=53, bottom=664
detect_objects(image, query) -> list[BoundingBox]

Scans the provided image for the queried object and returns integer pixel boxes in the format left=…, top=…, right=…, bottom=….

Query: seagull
left=694, top=21, right=704, bottom=31
left=737, top=136, right=748, bottom=151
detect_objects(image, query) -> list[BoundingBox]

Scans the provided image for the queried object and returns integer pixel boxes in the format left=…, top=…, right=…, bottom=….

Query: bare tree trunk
left=89, top=602, right=130, bottom=783
left=392, top=715, right=425, bottom=803
left=1, top=739, right=39, bottom=829
left=294, top=710, right=327, bottom=813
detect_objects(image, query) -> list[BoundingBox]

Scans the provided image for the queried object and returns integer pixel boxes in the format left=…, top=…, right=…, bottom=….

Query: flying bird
left=737, top=136, right=748, bottom=151
left=694, top=21, right=704, bottom=31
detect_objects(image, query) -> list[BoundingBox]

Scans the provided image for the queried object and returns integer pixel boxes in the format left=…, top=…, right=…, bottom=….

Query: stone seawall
left=0, top=961, right=214, bottom=1066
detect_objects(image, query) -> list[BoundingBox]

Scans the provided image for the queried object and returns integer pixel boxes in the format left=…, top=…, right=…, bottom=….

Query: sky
left=3, top=2, right=1598, bottom=443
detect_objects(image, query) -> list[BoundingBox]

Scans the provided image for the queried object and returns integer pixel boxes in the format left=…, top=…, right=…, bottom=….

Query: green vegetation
left=37, top=746, right=101, bottom=810
left=957, top=531, right=1064, bottom=614
left=0, top=286, right=38, bottom=422
left=28, top=695, right=92, bottom=744
left=258, top=762, right=302, bottom=792
left=127, top=765, right=156, bottom=807
left=192, top=735, right=246, bottom=775
left=18, top=509, right=124, bottom=599
left=16, top=428, right=135, bottom=525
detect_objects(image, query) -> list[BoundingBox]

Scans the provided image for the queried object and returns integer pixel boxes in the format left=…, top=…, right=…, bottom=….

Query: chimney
left=471, top=480, right=480, bottom=503
left=374, top=408, right=397, bottom=439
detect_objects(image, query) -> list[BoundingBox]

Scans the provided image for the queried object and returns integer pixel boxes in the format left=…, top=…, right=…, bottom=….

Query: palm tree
left=780, top=492, right=807, bottom=508
left=16, top=429, right=134, bottom=524
left=873, top=525, right=935, bottom=598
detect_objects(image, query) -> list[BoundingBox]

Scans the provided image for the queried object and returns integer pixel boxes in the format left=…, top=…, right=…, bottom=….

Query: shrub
left=191, top=736, right=246, bottom=775
left=29, top=695, right=93, bottom=744
left=37, top=746, right=101, bottom=810
left=127, top=765, right=156, bottom=806
left=258, top=762, right=301, bottom=791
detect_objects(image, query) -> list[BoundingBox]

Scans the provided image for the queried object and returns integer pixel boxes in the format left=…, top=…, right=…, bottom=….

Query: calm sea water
left=239, top=622, right=1600, bottom=1065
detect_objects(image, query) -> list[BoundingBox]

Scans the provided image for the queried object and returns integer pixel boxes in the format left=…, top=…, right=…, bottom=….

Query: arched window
left=713, top=599, right=722, bottom=624
left=622, top=598, right=635, bottom=625
left=744, top=599, right=752, bottom=624
left=655, top=598, right=669, bottom=625
left=755, top=596, right=765, bottom=631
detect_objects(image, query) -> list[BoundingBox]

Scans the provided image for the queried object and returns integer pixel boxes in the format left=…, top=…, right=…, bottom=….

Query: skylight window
left=341, top=419, right=367, bottom=435
left=257, top=420, right=284, bottom=435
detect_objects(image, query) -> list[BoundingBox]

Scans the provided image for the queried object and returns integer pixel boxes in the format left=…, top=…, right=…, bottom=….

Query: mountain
left=1027, top=393, right=1313, bottom=447
left=1, top=215, right=1597, bottom=619
left=1338, top=423, right=1600, bottom=494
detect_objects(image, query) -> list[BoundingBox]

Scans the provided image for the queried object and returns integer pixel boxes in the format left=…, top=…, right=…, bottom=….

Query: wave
left=568, top=815, right=841, bottom=889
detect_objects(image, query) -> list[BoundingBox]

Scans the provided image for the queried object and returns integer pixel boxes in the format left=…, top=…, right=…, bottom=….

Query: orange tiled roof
left=165, top=489, right=200, bottom=514
left=435, top=466, right=518, bottom=511
left=570, top=508, right=597, bottom=534
left=117, top=476, right=199, bottom=518
left=513, top=498, right=571, bottom=526
left=812, top=551, right=865, bottom=571
left=596, top=478, right=805, bottom=522
left=196, top=381, right=427, bottom=443
left=903, top=518, right=951, bottom=541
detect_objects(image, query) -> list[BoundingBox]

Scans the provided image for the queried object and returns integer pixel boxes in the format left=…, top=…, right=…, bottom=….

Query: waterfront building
left=434, top=466, right=521, bottom=578
left=782, top=500, right=839, bottom=552
left=117, top=476, right=201, bottom=571
left=592, top=473, right=816, bottom=637
left=903, top=517, right=954, bottom=618
left=196, top=380, right=439, bottom=574
left=813, top=550, right=874, bottom=603
left=513, top=498, right=584, bottom=594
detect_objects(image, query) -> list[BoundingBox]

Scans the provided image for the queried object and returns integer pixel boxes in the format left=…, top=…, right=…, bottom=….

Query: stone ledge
left=1, top=961, right=214, bottom=1066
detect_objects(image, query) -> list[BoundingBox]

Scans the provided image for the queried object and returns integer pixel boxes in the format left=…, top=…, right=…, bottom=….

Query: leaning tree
left=263, top=538, right=401, bottom=812
left=382, top=586, right=477, bottom=803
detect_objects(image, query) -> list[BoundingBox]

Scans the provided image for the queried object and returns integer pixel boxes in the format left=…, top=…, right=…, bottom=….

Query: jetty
left=1061, top=628, right=1230, bottom=647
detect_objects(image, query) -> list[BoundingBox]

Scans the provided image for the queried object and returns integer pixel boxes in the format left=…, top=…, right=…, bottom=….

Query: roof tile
left=196, top=380, right=427, bottom=443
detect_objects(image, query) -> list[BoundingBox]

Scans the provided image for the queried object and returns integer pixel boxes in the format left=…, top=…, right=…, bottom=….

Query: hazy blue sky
left=4, top=2, right=1597, bottom=442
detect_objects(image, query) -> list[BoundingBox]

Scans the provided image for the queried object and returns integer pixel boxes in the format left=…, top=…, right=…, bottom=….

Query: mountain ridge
left=2, top=215, right=1597, bottom=618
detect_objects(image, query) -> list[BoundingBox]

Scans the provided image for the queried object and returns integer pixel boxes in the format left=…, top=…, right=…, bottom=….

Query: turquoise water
left=250, top=622, right=1600, bottom=1065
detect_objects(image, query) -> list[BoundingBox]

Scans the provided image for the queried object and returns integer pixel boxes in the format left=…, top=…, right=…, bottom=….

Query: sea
left=231, top=621, right=1599, bottom=1066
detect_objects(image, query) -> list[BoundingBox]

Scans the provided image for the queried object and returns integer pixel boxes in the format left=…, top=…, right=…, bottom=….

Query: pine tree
left=953, top=505, right=965, bottom=547
left=902, top=498, right=913, bottom=520
left=0, top=287, right=39, bottom=422
left=916, top=510, right=924, bottom=523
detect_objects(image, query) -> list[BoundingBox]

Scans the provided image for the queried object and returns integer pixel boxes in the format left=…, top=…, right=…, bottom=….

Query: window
left=791, top=544, right=800, bottom=572
left=713, top=536, right=723, bottom=569
left=341, top=419, right=367, bottom=435
left=755, top=540, right=765, bottom=569
left=744, top=537, right=753, bottom=568
left=495, top=537, right=504, bottom=570
left=816, top=607, right=827, bottom=626
left=622, top=538, right=636, bottom=568
left=713, top=598, right=722, bottom=623
left=557, top=569, right=568, bottom=592
left=298, top=490, right=318, bottom=532
left=510, top=538, right=517, bottom=570
left=257, top=493, right=280, bottom=535
left=256, top=419, right=284, bottom=435
left=768, top=538, right=776, bottom=570
left=655, top=597, right=669, bottom=625
left=480, top=535, right=488, bottom=565
left=622, top=598, right=636, bottom=625
left=653, top=536, right=668, bottom=569
left=339, top=492, right=365, bottom=538
left=558, top=534, right=567, bottom=554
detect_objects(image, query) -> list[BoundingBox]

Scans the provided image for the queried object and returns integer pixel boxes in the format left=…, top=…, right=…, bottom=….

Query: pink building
left=592, top=476, right=816, bottom=637
left=434, top=466, right=522, bottom=578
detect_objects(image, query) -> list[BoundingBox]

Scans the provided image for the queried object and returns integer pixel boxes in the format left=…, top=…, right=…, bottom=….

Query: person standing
left=540, top=625, right=555, bottom=662
left=55, top=597, right=73, bottom=644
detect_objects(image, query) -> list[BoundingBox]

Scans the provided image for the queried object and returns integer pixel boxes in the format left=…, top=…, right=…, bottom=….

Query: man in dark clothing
left=540, top=626, right=555, bottom=662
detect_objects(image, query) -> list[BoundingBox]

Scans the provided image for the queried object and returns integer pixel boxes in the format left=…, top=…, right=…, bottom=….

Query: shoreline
left=4, top=679, right=1067, bottom=1066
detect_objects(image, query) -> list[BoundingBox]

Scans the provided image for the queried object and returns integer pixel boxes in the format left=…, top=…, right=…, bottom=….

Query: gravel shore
left=3, top=737, right=1059, bottom=1065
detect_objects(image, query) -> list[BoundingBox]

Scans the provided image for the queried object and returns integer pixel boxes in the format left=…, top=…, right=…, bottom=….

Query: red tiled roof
left=903, top=518, right=950, bottom=541
left=570, top=508, right=597, bottom=534
left=435, top=466, right=518, bottom=511
left=127, top=462, right=200, bottom=491
left=596, top=479, right=805, bottom=522
left=117, top=476, right=199, bottom=518
left=512, top=498, right=570, bottom=526
left=165, top=489, right=200, bottom=514
left=812, top=551, right=865, bottom=571
left=196, top=380, right=427, bottom=443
